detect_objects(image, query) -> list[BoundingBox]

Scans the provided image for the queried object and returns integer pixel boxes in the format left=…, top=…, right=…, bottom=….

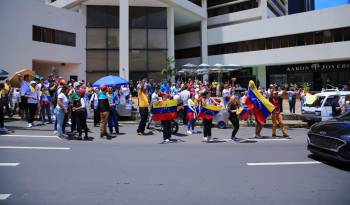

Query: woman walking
left=228, top=96, right=240, bottom=141
left=186, top=93, right=196, bottom=135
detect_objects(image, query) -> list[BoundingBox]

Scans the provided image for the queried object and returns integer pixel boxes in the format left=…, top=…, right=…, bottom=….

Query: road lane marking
left=1, top=134, right=59, bottom=138
left=0, top=146, right=70, bottom=150
left=0, top=194, right=11, bottom=200
left=247, top=161, right=322, bottom=166
left=248, top=138, right=290, bottom=141
left=0, top=163, right=20, bottom=166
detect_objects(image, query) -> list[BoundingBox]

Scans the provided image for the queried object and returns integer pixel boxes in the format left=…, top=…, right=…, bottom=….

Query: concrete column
left=253, top=66, right=267, bottom=88
left=201, top=0, right=208, bottom=81
left=119, top=0, right=129, bottom=80
left=167, top=7, right=175, bottom=82
left=261, top=0, right=268, bottom=19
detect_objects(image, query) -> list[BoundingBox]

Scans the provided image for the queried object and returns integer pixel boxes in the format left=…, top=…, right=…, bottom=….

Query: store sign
left=285, top=61, right=350, bottom=73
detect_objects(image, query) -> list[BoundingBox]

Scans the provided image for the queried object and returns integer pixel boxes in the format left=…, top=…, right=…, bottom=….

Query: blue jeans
left=40, top=104, right=52, bottom=123
left=187, top=120, right=195, bottom=131
left=56, top=108, right=65, bottom=136
left=108, top=109, right=119, bottom=133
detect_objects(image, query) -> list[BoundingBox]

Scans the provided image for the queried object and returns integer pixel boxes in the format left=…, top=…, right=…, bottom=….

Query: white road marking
left=0, top=194, right=11, bottom=200
left=1, top=134, right=59, bottom=138
left=0, top=163, right=20, bottom=166
left=249, top=138, right=290, bottom=141
left=247, top=161, right=322, bottom=166
left=0, top=146, right=70, bottom=150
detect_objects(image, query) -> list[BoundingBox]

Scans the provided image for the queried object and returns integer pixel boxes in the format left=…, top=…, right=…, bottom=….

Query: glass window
left=87, top=51, right=107, bottom=71
left=304, top=33, right=314, bottom=45
left=33, top=26, right=42, bottom=41
left=107, top=29, right=119, bottom=49
left=148, top=51, right=166, bottom=71
left=257, top=39, right=265, bottom=50
left=266, top=38, right=273, bottom=49
left=130, top=7, right=147, bottom=28
left=87, top=72, right=107, bottom=84
left=280, top=36, right=289, bottom=48
left=130, top=50, right=147, bottom=71
left=87, top=6, right=107, bottom=27
left=148, top=29, right=167, bottom=49
left=87, top=28, right=106, bottom=49
left=314, top=32, right=323, bottom=44
left=106, top=6, right=119, bottom=28
left=288, top=35, right=296, bottom=47
left=43, top=28, right=54, bottom=43
left=272, top=37, right=281, bottom=49
left=333, top=29, right=343, bottom=42
left=130, top=29, right=147, bottom=49
left=108, top=51, right=119, bottom=73
left=344, top=28, right=350, bottom=41
left=148, top=7, right=167, bottom=29
left=323, top=30, right=332, bottom=43
left=297, top=34, right=305, bottom=46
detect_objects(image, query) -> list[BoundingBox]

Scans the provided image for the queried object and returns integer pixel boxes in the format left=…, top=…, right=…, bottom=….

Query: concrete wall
left=0, top=0, right=86, bottom=81
left=208, top=4, right=350, bottom=45
left=175, top=31, right=201, bottom=50
left=208, top=7, right=263, bottom=27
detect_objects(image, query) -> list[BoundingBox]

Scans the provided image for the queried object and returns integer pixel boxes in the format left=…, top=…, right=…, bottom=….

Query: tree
left=160, top=56, right=175, bottom=81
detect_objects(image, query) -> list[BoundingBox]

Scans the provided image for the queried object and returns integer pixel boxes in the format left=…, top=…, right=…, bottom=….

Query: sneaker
left=53, top=130, right=58, bottom=135
left=27, top=123, right=32, bottom=128
left=254, top=134, right=263, bottom=139
left=283, top=134, right=290, bottom=138
left=272, top=134, right=277, bottom=137
left=163, top=139, right=170, bottom=143
left=203, top=137, right=208, bottom=142
left=232, top=137, right=240, bottom=142
left=187, top=130, right=192, bottom=135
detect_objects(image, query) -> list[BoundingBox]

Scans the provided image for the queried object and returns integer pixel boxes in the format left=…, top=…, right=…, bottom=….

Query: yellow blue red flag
left=152, top=99, right=178, bottom=121
left=198, top=103, right=221, bottom=120
left=246, top=80, right=275, bottom=125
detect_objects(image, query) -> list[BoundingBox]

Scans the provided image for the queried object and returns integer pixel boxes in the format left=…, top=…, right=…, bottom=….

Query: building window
left=86, top=6, right=167, bottom=81
left=87, top=28, right=107, bottom=49
left=32, top=25, right=76, bottom=47
left=208, top=0, right=259, bottom=18
left=175, top=47, right=201, bottom=59
left=208, top=27, right=350, bottom=56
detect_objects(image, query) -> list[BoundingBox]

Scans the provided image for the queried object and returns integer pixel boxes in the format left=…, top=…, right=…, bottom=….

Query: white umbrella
left=182, top=63, right=197, bottom=68
left=198, top=63, right=211, bottom=68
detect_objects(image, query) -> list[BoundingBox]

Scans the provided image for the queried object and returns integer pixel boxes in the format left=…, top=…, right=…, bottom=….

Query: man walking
left=98, top=85, right=111, bottom=139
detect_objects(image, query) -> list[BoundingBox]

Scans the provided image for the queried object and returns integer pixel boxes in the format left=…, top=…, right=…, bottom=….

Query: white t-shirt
left=222, top=88, right=230, bottom=98
left=56, top=93, right=69, bottom=110
left=151, top=92, right=159, bottom=103
left=187, top=98, right=195, bottom=111
left=180, top=90, right=190, bottom=106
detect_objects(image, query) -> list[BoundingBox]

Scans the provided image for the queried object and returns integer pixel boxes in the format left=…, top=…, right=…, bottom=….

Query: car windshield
left=336, top=111, right=350, bottom=121
left=305, top=96, right=325, bottom=108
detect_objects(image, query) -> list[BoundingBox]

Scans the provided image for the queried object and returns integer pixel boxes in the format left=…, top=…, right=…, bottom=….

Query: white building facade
left=1, top=0, right=349, bottom=90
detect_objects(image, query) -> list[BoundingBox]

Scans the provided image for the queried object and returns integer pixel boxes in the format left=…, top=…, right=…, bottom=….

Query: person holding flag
left=151, top=92, right=178, bottom=143
left=198, top=91, right=221, bottom=142
left=238, top=81, right=275, bottom=139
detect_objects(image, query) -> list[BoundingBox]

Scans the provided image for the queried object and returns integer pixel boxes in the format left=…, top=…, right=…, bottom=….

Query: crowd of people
left=0, top=74, right=349, bottom=143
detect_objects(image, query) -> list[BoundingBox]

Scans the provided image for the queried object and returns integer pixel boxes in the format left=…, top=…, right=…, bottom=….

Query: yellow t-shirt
left=138, top=90, right=149, bottom=108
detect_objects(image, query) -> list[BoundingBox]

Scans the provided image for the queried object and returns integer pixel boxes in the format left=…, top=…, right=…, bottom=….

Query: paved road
left=0, top=120, right=349, bottom=205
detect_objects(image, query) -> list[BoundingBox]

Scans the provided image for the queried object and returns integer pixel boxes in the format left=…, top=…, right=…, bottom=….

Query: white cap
left=30, top=81, right=36, bottom=84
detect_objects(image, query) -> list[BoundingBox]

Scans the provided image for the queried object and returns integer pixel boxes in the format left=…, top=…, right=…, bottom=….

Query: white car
left=302, top=89, right=350, bottom=126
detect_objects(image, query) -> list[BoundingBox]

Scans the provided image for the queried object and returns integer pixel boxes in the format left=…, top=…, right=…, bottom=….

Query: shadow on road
left=308, top=154, right=350, bottom=172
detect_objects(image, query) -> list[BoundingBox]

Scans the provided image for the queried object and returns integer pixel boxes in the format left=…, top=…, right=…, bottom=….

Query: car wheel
left=218, top=121, right=226, bottom=129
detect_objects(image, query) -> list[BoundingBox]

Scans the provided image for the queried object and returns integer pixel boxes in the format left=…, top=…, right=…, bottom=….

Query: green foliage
left=160, top=56, right=175, bottom=80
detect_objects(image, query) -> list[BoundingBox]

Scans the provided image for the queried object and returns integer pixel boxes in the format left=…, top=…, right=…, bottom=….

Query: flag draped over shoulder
left=245, top=80, right=275, bottom=125
left=198, top=103, right=221, bottom=120
left=152, top=99, right=178, bottom=121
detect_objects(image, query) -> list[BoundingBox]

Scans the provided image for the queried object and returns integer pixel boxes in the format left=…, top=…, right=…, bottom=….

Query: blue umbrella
left=93, top=75, right=128, bottom=87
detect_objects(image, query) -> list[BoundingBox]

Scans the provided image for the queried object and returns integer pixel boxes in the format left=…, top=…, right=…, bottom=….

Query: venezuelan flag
left=187, top=107, right=195, bottom=121
left=198, top=103, right=221, bottom=120
left=237, top=107, right=251, bottom=120
left=152, top=99, right=178, bottom=121
left=246, top=80, right=275, bottom=125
